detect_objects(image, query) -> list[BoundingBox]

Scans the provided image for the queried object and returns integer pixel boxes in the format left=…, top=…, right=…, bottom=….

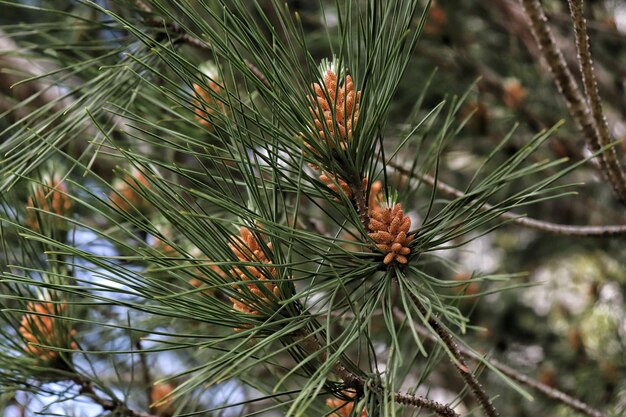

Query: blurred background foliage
left=0, top=1, right=625, bottom=417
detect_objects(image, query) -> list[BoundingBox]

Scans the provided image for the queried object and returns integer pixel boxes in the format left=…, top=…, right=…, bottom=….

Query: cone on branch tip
left=19, top=302, right=77, bottom=363
left=26, top=174, right=72, bottom=231
left=228, top=227, right=281, bottom=321
left=110, top=168, right=150, bottom=212
left=320, top=171, right=354, bottom=200
left=192, top=63, right=223, bottom=129
left=368, top=180, right=383, bottom=209
left=188, top=246, right=223, bottom=296
left=326, top=390, right=367, bottom=417
left=151, top=382, right=176, bottom=417
left=503, top=77, right=528, bottom=109
left=192, top=81, right=222, bottom=128
left=308, top=60, right=361, bottom=150
left=368, top=202, right=413, bottom=265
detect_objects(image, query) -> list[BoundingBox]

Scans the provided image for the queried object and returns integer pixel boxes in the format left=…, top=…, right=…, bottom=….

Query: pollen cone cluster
left=151, top=382, right=176, bottom=417
left=228, top=227, right=280, bottom=318
left=326, top=391, right=367, bottom=417
left=502, top=77, right=528, bottom=109
left=368, top=180, right=383, bottom=209
left=188, top=247, right=223, bottom=296
left=193, top=79, right=222, bottom=129
left=320, top=171, right=353, bottom=199
left=110, top=169, right=150, bottom=212
left=152, top=236, right=177, bottom=257
left=26, top=174, right=72, bottom=231
left=19, top=302, right=77, bottom=363
left=368, top=203, right=413, bottom=265
left=309, top=67, right=361, bottom=149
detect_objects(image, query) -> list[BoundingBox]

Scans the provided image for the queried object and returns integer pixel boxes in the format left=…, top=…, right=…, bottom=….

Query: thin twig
left=134, top=1, right=272, bottom=92
left=392, top=307, right=606, bottom=417
left=405, top=291, right=500, bottom=417
left=134, top=0, right=209, bottom=50
left=520, top=0, right=626, bottom=205
left=295, top=330, right=458, bottom=417
left=244, top=59, right=271, bottom=89
left=352, top=180, right=371, bottom=230
left=73, top=376, right=157, bottom=417
left=394, top=392, right=459, bottom=417
left=136, top=339, right=153, bottom=411
left=567, top=0, right=626, bottom=202
left=391, top=161, right=626, bottom=237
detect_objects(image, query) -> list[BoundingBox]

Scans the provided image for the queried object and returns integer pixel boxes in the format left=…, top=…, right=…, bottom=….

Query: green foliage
left=0, top=1, right=624, bottom=417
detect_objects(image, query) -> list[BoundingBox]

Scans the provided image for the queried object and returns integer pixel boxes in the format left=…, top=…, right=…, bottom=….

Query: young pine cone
left=309, top=64, right=361, bottom=149
left=192, top=79, right=223, bottom=129
left=368, top=203, right=413, bottom=265
left=19, top=302, right=77, bottom=363
left=150, top=382, right=176, bottom=417
left=228, top=227, right=280, bottom=318
left=25, top=174, right=72, bottom=231
left=319, top=171, right=353, bottom=200
left=188, top=246, right=224, bottom=296
left=326, top=391, right=367, bottom=417
left=110, top=169, right=150, bottom=212
left=368, top=180, right=383, bottom=210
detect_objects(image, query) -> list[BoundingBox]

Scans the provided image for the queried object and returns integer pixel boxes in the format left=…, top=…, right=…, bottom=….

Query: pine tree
left=0, top=1, right=624, bottom=417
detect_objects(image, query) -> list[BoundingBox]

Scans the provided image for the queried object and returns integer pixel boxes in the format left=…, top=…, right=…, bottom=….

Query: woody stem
left=294, top=329, right=459, bottom=417
left=72, top=375, right=157, bottom=417
left=404, top=288, right=500, bottom=417
left=351, top=179, right=370, bottom=230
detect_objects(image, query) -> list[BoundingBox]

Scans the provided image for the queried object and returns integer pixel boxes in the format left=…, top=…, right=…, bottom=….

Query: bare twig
left=392, top=307, right=606, bottom=417
left=567, top=0, right=626, bottom=198
left=520, top=0, right=626, bottom=205
left=352, top=180, right=371, bottom=230
left=492, top=359, right=606, bottom=417
left=135, top=339, right=153, bottom=411
left=73, top=376, right=157, bottom=417
left=394, top=392, right=460, bottom=417
left=134, top=0, right=209, bottom=50
left=0, top=30, right=124, bottom=181
left=295, top=330, right=459, bottom=417
left=134, top=1, right=273, bottom=93
left=391, top=161, right=626, bottom=237
left=244, top=59, right=271, bottom=89
left=405, top=291, right=500, bottom=417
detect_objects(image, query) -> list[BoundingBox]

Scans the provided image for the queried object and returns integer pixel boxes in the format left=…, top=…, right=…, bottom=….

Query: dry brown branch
left=520, top=0, right=626, bottom=205
left=391, top=161, right=626, bottom=237
left=295, top=330, right=459, bottom=417
left=405, top=290, right=500, bottom=417
left=73, top=376, right=157, bottom=417
left=392, top=307, right=607, bottom=417
left=567, top=0, right=626, bottom=199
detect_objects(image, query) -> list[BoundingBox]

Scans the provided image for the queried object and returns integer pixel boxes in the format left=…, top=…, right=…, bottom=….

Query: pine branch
left=392, top=307, right=607, bottom=417
left=404, top=289, right=500, bottom=417
left=520, top=0, right=626, bottom=205
left=136, top=339, right=154, bottom=412
left=73, top=376, right=157, bottom=417
left=352, top=179, right=370, bottom=230
left=295, top=330, right=459, bottom=417
left=391, top=161, right=626, bottom=237
left=566, top=0, right=626, bottom=202
left=134, top=0, right=209, bottom=50
left=394, top=392, right=460, bottom=417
